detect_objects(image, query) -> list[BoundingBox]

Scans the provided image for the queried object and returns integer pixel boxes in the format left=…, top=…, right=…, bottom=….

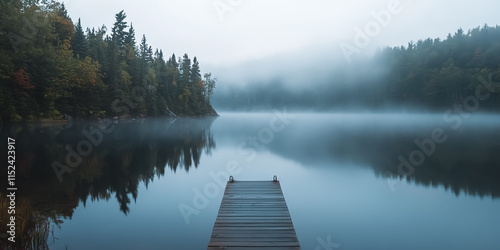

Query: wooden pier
left=208, top=177, right=301, bottom=249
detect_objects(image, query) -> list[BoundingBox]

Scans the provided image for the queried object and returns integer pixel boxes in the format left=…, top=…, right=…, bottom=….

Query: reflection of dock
left=208, top=177, right=301, bottom=249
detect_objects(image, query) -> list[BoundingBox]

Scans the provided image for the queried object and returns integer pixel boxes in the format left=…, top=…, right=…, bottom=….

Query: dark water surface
left=1, top=113, right=500, bottom=249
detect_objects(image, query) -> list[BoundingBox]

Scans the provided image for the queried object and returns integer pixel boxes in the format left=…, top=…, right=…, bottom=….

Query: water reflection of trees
left=269, top=120, right=500, bottom=199
left=0, top=118, right=216, bottom=249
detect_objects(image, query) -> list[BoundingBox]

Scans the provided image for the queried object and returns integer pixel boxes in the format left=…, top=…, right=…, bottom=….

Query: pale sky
left=63, top=0, right=500, bottom=82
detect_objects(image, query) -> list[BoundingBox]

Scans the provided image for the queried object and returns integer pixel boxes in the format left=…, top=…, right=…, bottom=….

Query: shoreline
left=1, top=113, right=219, bottom=125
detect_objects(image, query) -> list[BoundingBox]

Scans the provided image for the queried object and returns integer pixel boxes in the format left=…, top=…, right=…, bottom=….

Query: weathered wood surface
left=208, top=180, right=301, bottom=249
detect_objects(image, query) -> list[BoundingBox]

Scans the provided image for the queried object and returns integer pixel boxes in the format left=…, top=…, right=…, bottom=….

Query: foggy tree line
left=377, top=24, right=500, bottom=109
left=214, top=25, right=500, bottom=111
left=0, top=0, right=217, bottom=122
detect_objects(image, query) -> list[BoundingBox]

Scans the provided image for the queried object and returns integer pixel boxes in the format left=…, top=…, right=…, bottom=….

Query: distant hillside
left=213, top=25, right=500, bottom=112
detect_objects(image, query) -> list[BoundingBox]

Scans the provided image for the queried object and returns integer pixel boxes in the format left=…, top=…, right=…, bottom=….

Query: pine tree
left=190, top=57, right=201, bottom=84
left=140, top=35, right=153, bottom=63
left=180, top=53, right=191, bottom=88
left=154, top=49, right=168, bottom=115
left=178, top=54, right=191, bottom=112
left=190, top=57, right=203, bottom=111
left=112, top=10, right=128, bottom=49
left=71, top=18, right=88, bottom=59
left=125, top=23, right=136, bottom=47
left=87, top=26, right=107, bottom=65
left=138, top=35, right=151, bottom=87
left=106, top=10, right=130, bottom=115
left=124, top=24, right=138, bottom=88
left=165, top=54, right=179, bottom=110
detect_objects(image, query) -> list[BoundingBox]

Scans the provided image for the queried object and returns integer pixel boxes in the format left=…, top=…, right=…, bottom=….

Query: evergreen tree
left=190, top=57, right=201, bottom=84
left=165, top=54, right=179, bottom=111
left=105, top=10, right=131, bottom=116
left=179, top=54, right=192, bottom=112
left=111, top=10, right=128, bottom=49
left=181, top=54, right=191, bottom=82
left=125, top=23, right=136, bottom=47
left=71, top=18, right=88, bottom=59
left=87, top=26, right=107, bottom=65
left=124, top=23, right=139, bottom=111
left=139, top=35, right=153, bottom=63
left=190, top=56, right=203, bottom=111
left=154, top=49, right=168, bottom=115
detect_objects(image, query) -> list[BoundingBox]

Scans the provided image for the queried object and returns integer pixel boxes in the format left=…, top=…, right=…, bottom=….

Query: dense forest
left=0, top=0, right=217, bottom=122
left=214, top=25, right=500, bottom=112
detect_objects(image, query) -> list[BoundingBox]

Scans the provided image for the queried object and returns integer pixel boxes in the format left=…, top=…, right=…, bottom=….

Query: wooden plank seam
left=208, top=180, right=301, bottom=249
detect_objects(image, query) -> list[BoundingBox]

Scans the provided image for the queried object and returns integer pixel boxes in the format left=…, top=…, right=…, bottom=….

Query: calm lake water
left=1, top=112, right=500, bottom=249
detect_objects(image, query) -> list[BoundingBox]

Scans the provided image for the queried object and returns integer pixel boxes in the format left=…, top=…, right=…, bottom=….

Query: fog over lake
left=2, top=112, right=499, bottom=249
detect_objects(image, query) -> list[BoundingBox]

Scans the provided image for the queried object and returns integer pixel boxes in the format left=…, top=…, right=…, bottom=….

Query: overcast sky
left=63, top=0, right=500, bottom=82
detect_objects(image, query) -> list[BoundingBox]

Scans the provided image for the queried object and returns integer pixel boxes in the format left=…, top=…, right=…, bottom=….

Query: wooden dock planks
left=208, top=180, right=301, bottom=249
